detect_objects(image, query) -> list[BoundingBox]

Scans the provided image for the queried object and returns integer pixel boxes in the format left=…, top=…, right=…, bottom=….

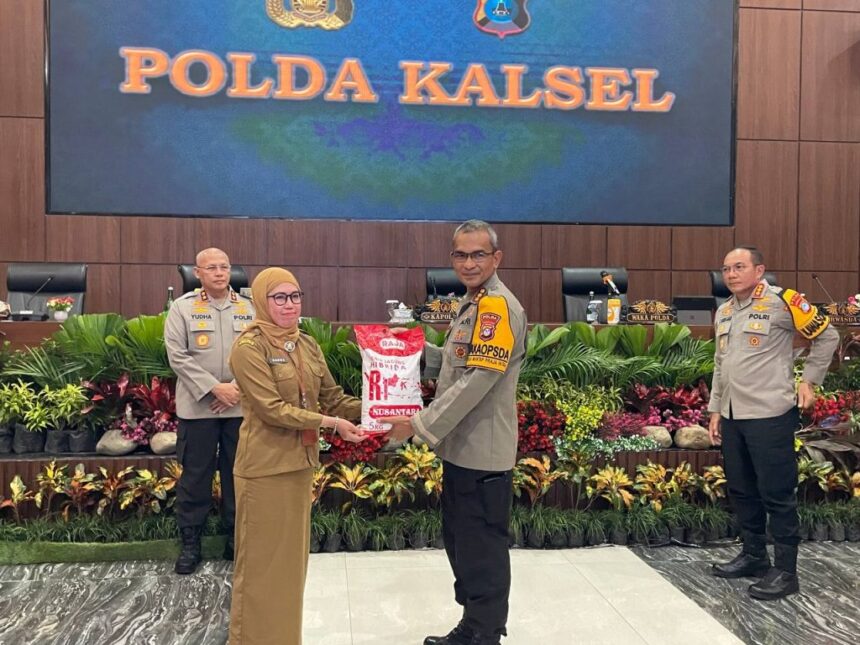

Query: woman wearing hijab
left=228, top=268, right=366, bottom=645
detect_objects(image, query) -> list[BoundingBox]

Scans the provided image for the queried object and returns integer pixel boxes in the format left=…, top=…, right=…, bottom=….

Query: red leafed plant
left=116, top=377, right=178, bottom=445
left=807, top=393, right=849, bottom=426
left=324, top=428, right=388, bottom=463
left=517, top=400, right=565, bottom=456
left=82, top=374, right=132, bottom=429
left=597, top=411, right=649, bottom=442
left=623, top=382, right=709, bottom=432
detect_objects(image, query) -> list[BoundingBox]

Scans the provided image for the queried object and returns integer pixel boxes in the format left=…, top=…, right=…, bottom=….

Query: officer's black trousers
left=176, top=417, right=240, bottom=533
left=441, top=460, right=512, bottom=637
left=721, top=408, right=800, bottom=548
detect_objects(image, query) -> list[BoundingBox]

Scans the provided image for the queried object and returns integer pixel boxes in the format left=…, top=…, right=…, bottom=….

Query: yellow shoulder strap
left=778, top=288, right=830, bottom=340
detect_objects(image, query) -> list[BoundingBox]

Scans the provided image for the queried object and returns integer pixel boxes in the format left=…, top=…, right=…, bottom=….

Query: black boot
left=424, top=620, right=474, bottom=645
left=712, top=532, right=770, bottom=578
left=175, top=526, right=202, bottom=575
left=749, top=544, right=799, bottom=600
left=467, top=634, right=501, bottom=645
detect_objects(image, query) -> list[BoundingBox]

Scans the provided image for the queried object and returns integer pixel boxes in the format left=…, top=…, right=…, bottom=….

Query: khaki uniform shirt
left=708, top=280, right=839, bottom=420
left=412, top=273, right=528, bottom=471
left=229, top=330, right=361, bottom=478
left=164, top=289, right=255, bottom=419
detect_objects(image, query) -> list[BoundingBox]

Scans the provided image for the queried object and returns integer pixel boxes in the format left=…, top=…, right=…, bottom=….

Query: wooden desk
left=0, top=321, right=62, bottom=351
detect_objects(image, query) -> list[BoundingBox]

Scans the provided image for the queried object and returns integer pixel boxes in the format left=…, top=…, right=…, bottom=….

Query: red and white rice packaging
left=354, top=325, right=424, bottom=433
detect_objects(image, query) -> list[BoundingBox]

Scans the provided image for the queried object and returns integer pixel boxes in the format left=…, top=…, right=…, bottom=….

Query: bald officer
left=165, top=248, right=255, bottom=574
left=709, top=246, right=838, bottom=600
left=383, top=220, right=528, bottom=645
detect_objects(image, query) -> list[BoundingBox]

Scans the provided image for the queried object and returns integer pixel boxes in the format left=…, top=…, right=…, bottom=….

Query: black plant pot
left=12, top=425, right=45, bottom=454
left=811, top=523, right=829, bottom=542
left=846, top=524, right=860, bottom=542
left=323, top=533, right=342, bottom=553
left=44, top=427, right=70, bottom=454
left=829, top=523, right=846, bottom=542
left=310, top=534, right=321, bottom=553
left=345, top=536, right=366, bottom=552
left=409, top=530, right=429, bottom=549
left=432, top=535, right=445, bottom=549
left=508, top=527, right=522, bottom=548
left=387, top=533, right=407, bottom=551
left=686, top=527, right=707, bottom=545
left=568, top=531, right=586, bottom=548
left=670, top=526, right=686, bottom=543
left=548, top=531, right=568, bottom=548
left=526, top=530, right=545, bottom=549
left=68, top=428, right=97, bottom=453
left=0, top=424, right=13, bottom=454
left=610, top=528, right=628, bottom=546
left=706, top=527, right=720, bottom=543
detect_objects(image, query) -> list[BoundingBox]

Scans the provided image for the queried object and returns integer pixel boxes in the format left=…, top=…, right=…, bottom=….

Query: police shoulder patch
left=778, top=288, right=830, bottom=340
left=466, top=295, right=514, bottom=373
left=237, top=337, right=257, bottom=348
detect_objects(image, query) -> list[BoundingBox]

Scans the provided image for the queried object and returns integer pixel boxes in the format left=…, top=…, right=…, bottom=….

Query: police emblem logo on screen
left=267, top=0, right=354, bottom=30
left=474, top=0, right=531, bottom=39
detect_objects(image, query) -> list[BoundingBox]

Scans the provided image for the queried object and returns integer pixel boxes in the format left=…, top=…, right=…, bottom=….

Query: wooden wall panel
left=797, top=143, right=860, bottom=271
left=120, top=265, right=184, bottom=317
left=339, top=222, right=409, bottom=267
left=406, top=222, right=454, bottom=269
left=540, top=270, right=564, bottom=323
left=737, top=9, right=802, bottom=140
left=626, top=271, right=672, bottom=304
left=286, top=266, right=339, bottom=321
left=734, top=141, right=799, bottom=270
left=496, top=269, right=544, bottom=322
left=797, top=271, right=859, bottom=301
left=607, top=227, right=672, bottom=270
left=0, top=118, right=45, bottom=262
left=493, top=224, right=542, bottom=268
left=337, top=268, right=408, bottom=321
left=672, top=271, right=712, bottom=298
left=741, top=0, right=801, bottom=7
left=800, top=10, right=860, bottom=142
left=84, top=264, right=122, bottom=314
left=0, top=262, right=7, bottom=300
left=267, top=220, right=340, bottom=267
left=671, top=227, right=735, bottom=270
left=46, top=215, right=121, bottom=263
left=540, top=225, right=607, bottom=269
left=803, top=0, right=860, bottom=11
left=0, top=0, right=43, bottom=118
left=120, top=217, right=195, bottom=265
left=190, top=218, right=268, bottom=266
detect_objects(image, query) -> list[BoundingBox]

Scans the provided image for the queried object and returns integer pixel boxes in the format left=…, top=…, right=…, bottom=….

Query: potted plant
left=659, top=500, right=692, bottom=543
left=404, top=509, right=428, bottom=549
left=585, top=512, right=607, bottom=546
left=366, top=516, right=388, bottom=551
left=603, top=509, right=628, bottom=545
left=11, top=381, right=48, bottom=453
left=810, top=505, right=830, bottom=542
left=565, top=510, right=587, bottom=548
left=526, top=505, right=549, bottom=548
left=41, top=384, right=89, bottom=454
left=384, top=514, right=407, bottom=550
left=342, top=509, right=369, bottom=552
left=0, top=382, right=19, bottom=454
left=685, top=508, right=707, bottom=545
left=427, top=509, right=444, bottom=549
left=702, top=505, right=731, bottom=542
left=544, top=507, right=569, bottom=548
left=847, top=502, right=860, bottom=542
left=318, top=509, right=343, bottom=553
left=46, top=296, right=74, bottom=322
left=509, top=504, right=528, bottom=548
left=310, top=509, right=323, bottom=553
left=626, top=505, right=660, bottom=545
left=797, top=505, right=814, bottom=541
left=829, top=504, right=847, bottom=542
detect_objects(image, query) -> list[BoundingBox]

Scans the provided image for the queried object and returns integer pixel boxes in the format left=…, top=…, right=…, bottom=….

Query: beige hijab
left=244, top=268, right=302, bottom=349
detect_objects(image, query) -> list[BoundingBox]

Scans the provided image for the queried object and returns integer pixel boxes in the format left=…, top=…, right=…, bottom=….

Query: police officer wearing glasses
left=382, top=220, right=528, bottom=645
left=165, top=248, right=254, bottom=574
left=709, top=246, right=838, bottom=599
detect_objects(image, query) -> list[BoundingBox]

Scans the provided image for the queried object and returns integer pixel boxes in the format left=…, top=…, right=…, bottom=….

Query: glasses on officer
left=450, top=250, right=495, bottom=263
left=196, top=264, right=231, bottom=273
left=721, top=262, right=758, bottom=275
left=267, top=291, right=304, bottom=306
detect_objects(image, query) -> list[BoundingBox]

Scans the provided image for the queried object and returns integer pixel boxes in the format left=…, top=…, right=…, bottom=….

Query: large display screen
left=47, top=1, right=736, bottom=224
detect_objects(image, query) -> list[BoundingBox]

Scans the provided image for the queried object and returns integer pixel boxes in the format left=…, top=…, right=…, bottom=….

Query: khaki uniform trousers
left=229, top=467, right=313, bottom=645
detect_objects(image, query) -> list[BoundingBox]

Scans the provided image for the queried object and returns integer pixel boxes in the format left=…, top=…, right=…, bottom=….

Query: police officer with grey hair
left=165, top=248, right=254, bottom=574
left=382, top=220, right=527, bottom=645
left=709, top=246, right=838, bottom=599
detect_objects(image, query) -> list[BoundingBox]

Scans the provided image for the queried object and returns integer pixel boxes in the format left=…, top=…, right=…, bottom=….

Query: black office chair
left=426, top=268, right=466, bottom=299
left=177, top=264, right=249, bottom=295
left=6, top=262, right=87, bottom=318
left=709, top=270, right=778, bottom=307
left=561, top=267, right=629, bottom=323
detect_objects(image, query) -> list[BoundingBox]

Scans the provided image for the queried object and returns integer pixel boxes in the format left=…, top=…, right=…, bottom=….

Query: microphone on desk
left=600, top=271, right=621, bottom=297
left=811, top=273, right=836, bottom=303
left=12, top=276, right=54, bottom=321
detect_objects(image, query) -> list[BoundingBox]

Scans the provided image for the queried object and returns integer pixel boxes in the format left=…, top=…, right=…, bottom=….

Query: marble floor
left=0, top=546, right=744, bottom=645
left=632, top=541, right=860, bottom=645
left=1, top=544, right=856, bottom=645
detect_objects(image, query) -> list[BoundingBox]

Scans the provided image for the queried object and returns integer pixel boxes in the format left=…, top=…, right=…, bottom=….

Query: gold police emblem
left=266, top=0, right=354, bottom=30
left=197, top=334, right=210, bottom=348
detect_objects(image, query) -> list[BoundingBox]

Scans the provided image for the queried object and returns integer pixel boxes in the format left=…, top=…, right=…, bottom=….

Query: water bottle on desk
left=586, top=291, right=601, bottom=325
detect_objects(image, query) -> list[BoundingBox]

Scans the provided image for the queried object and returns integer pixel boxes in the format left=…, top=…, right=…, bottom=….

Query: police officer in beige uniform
left=709, top=246, right=838, bottom=600
left=165, top=248, right=255, bottom=574
left=383, top=220, right=527, bottom=645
